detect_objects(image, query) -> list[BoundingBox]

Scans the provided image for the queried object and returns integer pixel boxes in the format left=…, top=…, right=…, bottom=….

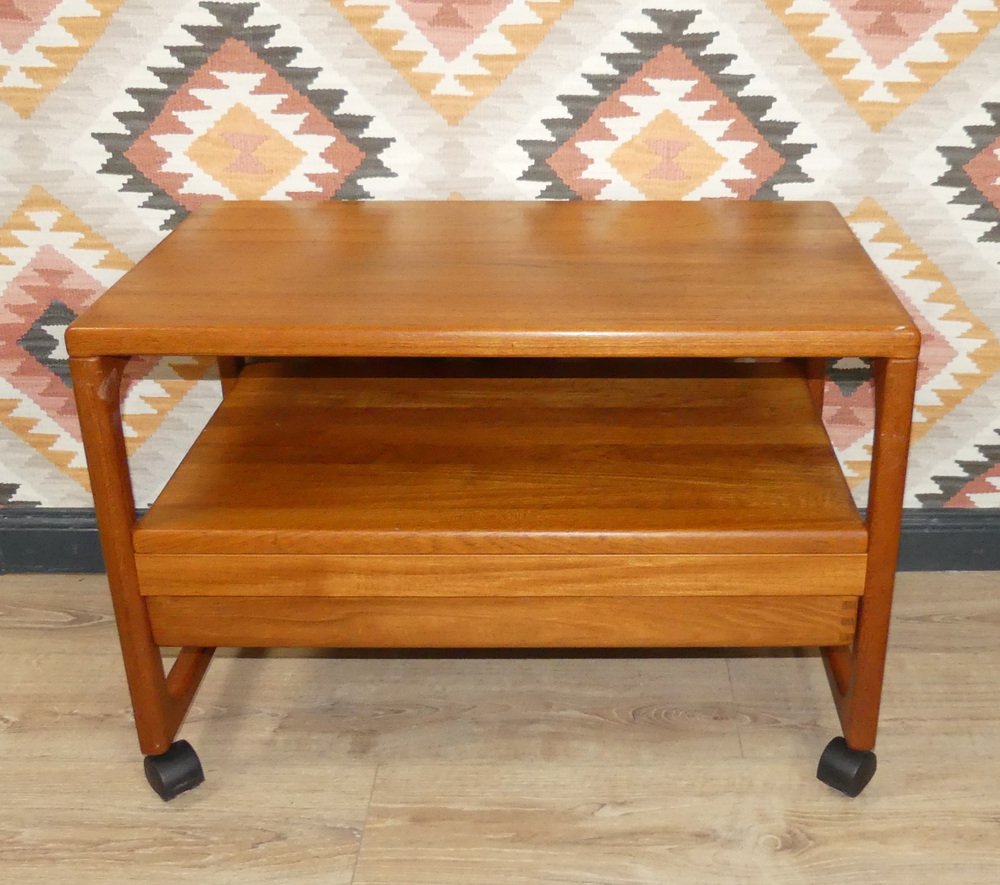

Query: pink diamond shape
left=0, top=0, right=62, bottom=55
left=1, top=244, right=157, bottom=440
left=828, top=0, right=958, bottom=69
left=399, top=0, right=513, bottom=61
left=964, top=134, right=1000, bottom=212
left=0, top=245, right=104, bottom=432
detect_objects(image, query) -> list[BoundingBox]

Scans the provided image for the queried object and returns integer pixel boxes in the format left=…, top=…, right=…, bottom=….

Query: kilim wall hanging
left=2, top=0, right=1000, bottom=518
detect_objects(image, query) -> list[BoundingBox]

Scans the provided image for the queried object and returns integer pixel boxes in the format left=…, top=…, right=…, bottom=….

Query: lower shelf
left=137, top=358, right=867, bottom=652
left=147, top=594, right=859, bottom=649
left=134, top=357, right=868, bottom=557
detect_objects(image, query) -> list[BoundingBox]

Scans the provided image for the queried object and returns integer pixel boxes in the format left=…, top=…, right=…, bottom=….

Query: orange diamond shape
left=186, top=103, right=307, bottom=199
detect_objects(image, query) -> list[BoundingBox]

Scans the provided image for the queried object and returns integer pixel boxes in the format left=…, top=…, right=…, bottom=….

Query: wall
left=2, top=0, right=999, bottom=519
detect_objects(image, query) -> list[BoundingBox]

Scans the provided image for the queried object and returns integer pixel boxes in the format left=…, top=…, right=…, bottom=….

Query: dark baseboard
left=1, top=508, right=111, bottom=573
left=894, top=510, right=1000, bottom=571
left=2, top=507, right=1000, bottom=574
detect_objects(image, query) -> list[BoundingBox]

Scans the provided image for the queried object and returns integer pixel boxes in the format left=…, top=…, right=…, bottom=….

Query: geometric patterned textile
left=92, top=1, right=396, bottom=230
left=519, top=9, right=816, bottom=200
left=936, top=101, right=1000, bottom=253
left=0, top=0, right=125, bottom=118
left=825, top=198, right=1000, bottom=487
left=0, top=186, right=130, bottom=491
left=919, top=423, right=1000, bottom=507
left=332, top=0, right=576, bottom=124
left=3, top=0, right=1000, bottom=511
left=0, top=187, right=213, bottom=499
left=767, top=0, right=1000, bottom=131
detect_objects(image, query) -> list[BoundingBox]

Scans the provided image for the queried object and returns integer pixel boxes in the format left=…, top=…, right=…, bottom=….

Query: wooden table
left=67, top=201, right=920, bottom=801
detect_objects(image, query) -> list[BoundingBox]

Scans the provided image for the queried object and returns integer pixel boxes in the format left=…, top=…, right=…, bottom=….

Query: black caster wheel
left=144, top=739, right=204, bottom=801
left=817, top=736, right=876, bottom=798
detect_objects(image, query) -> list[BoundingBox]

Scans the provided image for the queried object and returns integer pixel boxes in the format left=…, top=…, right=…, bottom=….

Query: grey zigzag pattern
left=919, top=429, right=1000, bottom=507
left=936, top=102, right=1000, bottom=247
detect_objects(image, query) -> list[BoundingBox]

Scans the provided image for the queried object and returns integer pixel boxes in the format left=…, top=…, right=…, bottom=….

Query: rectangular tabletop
left=67, top=200, right=919, bottom=359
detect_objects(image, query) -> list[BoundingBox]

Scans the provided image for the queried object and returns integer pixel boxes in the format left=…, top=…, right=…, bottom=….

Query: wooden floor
left=2, top=572, right=998, bottom=884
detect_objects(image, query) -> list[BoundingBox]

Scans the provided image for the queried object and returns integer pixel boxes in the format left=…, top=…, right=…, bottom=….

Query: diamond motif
left=963, top=135, right=1000, bottom=216
left=519, top=9, right=814, bottom=201
left=767, top=0, right=1000, bottom=130
left=823, top=198, right=1000, bottom=488
left=332, top=0, right=574, bottom=124
left=399, top=0, right=512, bottom=61
left=936, top=102, right=1000, bottom=250
left=828, top=357, right=869, bottom=398
left=0, top=0, right=63, bottom=54
left=94, top=3, right=394, bottom=229
left=184, top=103, right=307, bottom=200
left=828, top=0, right=957, bottom=68
left=17, top=298, right=76, bottom=387
left=0, top=0, right=126, bottom=118
left=609, top=110, right=726, bottom=200
left=2, top=244, right=103, bottom=431
left=0, top=187, right=212, bottom=490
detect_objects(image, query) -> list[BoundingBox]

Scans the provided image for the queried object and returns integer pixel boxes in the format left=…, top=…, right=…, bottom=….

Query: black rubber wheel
left=144, top=739, right=205, bottom=801
left=816, top=736, right=877, bottom=797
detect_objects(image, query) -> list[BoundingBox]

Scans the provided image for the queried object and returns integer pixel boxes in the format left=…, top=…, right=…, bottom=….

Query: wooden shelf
left=134, top=358, right=867, bottom=622
left=136, top=358, right=865, bottom=556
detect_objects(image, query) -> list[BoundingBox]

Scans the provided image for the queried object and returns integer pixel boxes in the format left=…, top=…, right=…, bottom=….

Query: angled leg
left=71, top=355, right=214, bottom=757
left=822, top=356, right=919, bottom=752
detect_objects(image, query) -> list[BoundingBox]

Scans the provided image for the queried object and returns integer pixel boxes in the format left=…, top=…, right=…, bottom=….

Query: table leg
left=216, top=356, right=246, bottom=398
left=71, top=355, right=214, bottom=756
left=801, top=357, right=828, bottom=417
left=823, top=356, right=918, bottom=751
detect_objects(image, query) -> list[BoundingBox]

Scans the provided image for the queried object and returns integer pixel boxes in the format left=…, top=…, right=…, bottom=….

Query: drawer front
left=136, top=553, right=867, bottom=599
left=147, top=594, right=858, bottom=649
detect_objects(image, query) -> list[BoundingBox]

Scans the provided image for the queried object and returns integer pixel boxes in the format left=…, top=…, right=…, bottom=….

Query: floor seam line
left=350, top=762, right=380, bottom=885
left=726, top=658, right=746, bottom=759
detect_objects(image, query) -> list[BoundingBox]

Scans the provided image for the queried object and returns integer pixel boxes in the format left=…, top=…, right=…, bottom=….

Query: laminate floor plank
left=351, top=759, right=1000, bottom=885
left=179, top=653, right=740, bottom=766
left=882, top=570, right=1000, bottom=652
left=0, top=759, right=375, bottom=885
left=728, top=650, right=1000, bottom=760
left=2, top=571, right=998, bottom=883
left=727, top=572, right=1000, bottom=761
left=0, top=573, right=118, bottom=655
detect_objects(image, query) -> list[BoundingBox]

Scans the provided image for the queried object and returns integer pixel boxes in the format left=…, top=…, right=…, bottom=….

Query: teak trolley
left=68, top=201, right=920, bottom=800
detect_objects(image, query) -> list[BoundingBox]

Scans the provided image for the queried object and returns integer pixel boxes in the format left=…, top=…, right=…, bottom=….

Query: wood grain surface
left=835, top=357, right=919, bottom=750
left=134, top=358, right=866, bottom=557
left=143, top=594, right=858, bottom=649
left=66, top=201, right=919, bottom=359
left=1, top=571, right=998, bottom=884
left=135, top=552, right=867, bottom=598
left=70, top=355, right=204, bottom=755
